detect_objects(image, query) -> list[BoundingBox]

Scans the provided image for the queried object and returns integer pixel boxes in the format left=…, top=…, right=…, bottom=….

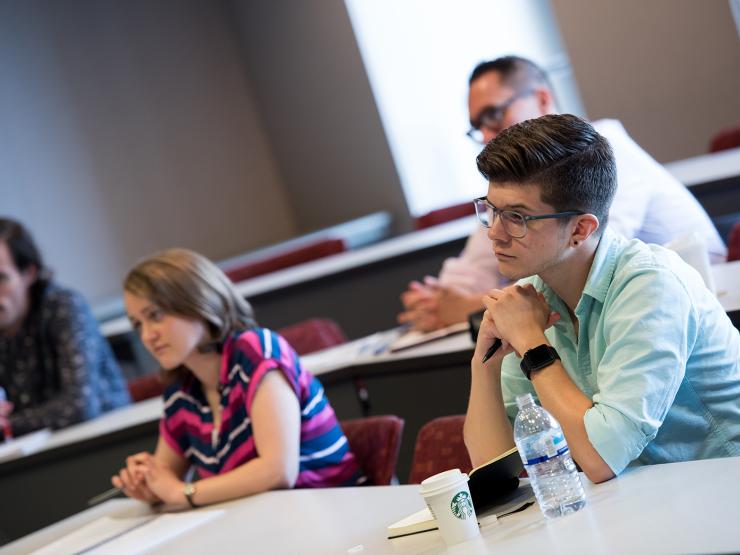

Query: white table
left=713, top=259, right=740, bottom=314
left=0, top=399, right=162, bottom=544
left=665, top=146, right=740, bottom=187
left=4, top=457, right=739, bottom=555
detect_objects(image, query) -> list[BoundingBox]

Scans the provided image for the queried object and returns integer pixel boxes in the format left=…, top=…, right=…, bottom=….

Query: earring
left=573, top=240, right=579, bottom=246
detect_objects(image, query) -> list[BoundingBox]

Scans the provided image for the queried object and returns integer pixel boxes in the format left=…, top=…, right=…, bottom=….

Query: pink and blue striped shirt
left=160, top=328, right=364, bottom=487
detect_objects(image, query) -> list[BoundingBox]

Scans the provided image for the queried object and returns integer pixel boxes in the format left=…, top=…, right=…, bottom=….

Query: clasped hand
left=112, top=452, right=185, bottom=507
left=477, top=284, right=560, bottom=359
left=398, top=276, right=481, bottom=332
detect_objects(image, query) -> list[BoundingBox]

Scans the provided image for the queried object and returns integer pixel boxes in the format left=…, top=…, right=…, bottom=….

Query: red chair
left=127, top=374, right=165, bottom=402
left=340, top=415, right=405, bottom=485
left=278, top=318, right=348, bottom=355
left=709, top=125, right=740, bottom=153
left=224, top=238, right=346, bottom=283
left=408, top=415, right=472, bottom=484
left=728, top=222, right=740, bottom=262
left=414, top=202, right=476, bottom=230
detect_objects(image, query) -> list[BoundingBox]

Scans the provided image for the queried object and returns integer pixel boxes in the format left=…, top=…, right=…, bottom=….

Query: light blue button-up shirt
left=501, top=227, right=740, bottom=475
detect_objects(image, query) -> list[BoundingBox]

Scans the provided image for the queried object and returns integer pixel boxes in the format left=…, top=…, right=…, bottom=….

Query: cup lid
left=419, top=468, right=469, bottom=496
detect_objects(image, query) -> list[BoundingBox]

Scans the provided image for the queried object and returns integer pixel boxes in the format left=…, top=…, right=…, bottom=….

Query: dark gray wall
left=0, top=0, right=296, bottom=303
left=228, top=0, right=411, bottom=235
left=552, top=0, right=740, bottom=162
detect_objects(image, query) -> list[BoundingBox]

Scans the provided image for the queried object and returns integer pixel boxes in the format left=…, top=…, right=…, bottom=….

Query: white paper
left=300, top=327, right=404, bottom=375
left=30, top=510, right=223, bottom=555
left=388, top=322, right=469, bottom=352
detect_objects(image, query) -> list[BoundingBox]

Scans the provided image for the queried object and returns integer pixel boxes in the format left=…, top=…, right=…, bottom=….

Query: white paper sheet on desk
left=30, top=510, right=223, bottom=555
left=0, top=428, right=52, bottom=462
left=301, top=327, right=405, bottom=375
left=388, top=322, right=470, bottom=353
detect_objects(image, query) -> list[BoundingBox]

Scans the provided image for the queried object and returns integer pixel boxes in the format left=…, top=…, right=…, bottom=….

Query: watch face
left=527, top=345, right=555, bottom=369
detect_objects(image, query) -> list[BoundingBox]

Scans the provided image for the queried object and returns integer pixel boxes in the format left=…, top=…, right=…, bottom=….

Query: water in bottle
left=513, top=393, right=586, bottom=519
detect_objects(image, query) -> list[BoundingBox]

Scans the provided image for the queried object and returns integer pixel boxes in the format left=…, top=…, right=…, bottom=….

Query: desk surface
left=0, top=398, right=161, bottom=473
left=5, top=456, right=739, bottom=555
left=665, top=146, right=740, bottom=187
left=713, top=259, right=740, bottom=313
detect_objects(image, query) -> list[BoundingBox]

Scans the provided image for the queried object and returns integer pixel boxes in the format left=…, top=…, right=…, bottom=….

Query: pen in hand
left=87, top=486, right=123, bottom=507
left=481, top=338, right=502, bottom=364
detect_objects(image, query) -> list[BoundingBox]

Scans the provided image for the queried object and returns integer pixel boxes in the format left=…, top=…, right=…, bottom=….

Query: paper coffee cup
left=420, top=469, right=480, bottom=545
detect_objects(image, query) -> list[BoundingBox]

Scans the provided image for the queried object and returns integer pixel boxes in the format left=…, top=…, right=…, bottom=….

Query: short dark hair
left=469, top=56, right=552, bottom=93
left=476, top=114, right=616, bottom=229
left=0, top=218, right=51, bottom=303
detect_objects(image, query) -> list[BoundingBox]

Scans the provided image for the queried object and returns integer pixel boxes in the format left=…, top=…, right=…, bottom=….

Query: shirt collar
left=579, top=226, right=623, bottom=306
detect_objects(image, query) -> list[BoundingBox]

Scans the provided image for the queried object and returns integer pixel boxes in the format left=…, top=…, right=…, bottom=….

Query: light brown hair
left=124, top=248, right=256, bottom=383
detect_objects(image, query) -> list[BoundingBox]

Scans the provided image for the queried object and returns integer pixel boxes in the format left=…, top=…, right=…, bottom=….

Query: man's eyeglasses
left=473, top=197, right=584, bottom=238
left=466, top=89, right=535, bottom=144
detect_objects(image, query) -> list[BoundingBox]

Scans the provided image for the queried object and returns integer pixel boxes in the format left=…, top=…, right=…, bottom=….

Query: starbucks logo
left=450, top=491, right=474, bottom=519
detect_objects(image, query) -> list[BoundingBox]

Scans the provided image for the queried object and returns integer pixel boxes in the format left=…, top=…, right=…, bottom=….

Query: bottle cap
left=515, top=393, right=535, bottom=409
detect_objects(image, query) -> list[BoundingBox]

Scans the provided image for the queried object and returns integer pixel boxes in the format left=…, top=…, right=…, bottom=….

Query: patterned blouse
left=160, top=328, right=365, bottom=487
left=0, top=282, right=131, bottom=436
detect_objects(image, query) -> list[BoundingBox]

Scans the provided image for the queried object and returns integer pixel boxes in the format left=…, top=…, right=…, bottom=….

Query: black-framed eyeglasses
left=473, top=197, right=584, bottom=238
left=466, top=89, right=535, bottom=144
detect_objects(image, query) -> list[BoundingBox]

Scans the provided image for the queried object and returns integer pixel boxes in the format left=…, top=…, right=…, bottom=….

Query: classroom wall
left=2, top=0, right=738, bottom=304
left=551, top=0, right=740, bottom=162
left=227, top=0, right=411, bottom=235
left=0, top=0, right=295, bottom=303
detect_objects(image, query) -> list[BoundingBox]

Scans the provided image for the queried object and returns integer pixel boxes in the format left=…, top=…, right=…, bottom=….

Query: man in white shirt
left=398, top=56, right=726, bottom=331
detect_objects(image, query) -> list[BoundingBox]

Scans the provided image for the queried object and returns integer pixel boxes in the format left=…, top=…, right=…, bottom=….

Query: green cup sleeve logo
left=450, top=491, right=475, bottom=519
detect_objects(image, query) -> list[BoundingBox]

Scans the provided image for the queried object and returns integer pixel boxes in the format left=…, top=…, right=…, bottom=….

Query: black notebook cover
left=468, top=446, right=523, bottom=513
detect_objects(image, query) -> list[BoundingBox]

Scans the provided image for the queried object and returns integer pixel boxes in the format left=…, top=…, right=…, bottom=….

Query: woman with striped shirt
left=112, top=249, right=363, bottom=508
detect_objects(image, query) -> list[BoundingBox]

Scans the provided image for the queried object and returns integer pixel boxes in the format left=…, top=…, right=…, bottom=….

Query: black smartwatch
left=520, top=344, right=560, bottom=380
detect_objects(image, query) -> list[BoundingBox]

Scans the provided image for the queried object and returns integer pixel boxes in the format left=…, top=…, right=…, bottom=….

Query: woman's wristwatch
left=183, top=482, right=199, bottom=508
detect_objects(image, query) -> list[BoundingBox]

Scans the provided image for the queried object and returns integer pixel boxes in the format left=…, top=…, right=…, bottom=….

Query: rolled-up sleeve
left=583, top=266, right=696, bottom=474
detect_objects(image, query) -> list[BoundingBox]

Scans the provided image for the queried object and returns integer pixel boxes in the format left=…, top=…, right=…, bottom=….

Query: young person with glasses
left=463, top=114, right=740, bottom=483
left=397, top=56, right=726, bottom=333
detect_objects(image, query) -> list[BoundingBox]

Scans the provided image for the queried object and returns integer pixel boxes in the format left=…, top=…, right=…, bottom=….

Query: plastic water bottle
left=513, top=393, right=586, bottom=519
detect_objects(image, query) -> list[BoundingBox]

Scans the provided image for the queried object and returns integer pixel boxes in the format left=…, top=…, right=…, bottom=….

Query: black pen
left=481, top=338, right=502, bottom=363
left=87, top=486, right=123, bottom=506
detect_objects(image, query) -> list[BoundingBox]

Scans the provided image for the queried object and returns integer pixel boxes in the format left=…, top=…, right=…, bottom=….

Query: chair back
left=278, top=318, right=348, bottom=355
left=408, top=415, right=472, bottom=484
left=709, top=125, right=740, bottom=153
left=728, top=222, right=740, bottom=262
left=224, top=238, right=346, bottom=283
left=127, top=374, right=165, bottom=403
left=414, top=202, right=475, bottom=230
left=340, top=415, right=404, bottom=485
